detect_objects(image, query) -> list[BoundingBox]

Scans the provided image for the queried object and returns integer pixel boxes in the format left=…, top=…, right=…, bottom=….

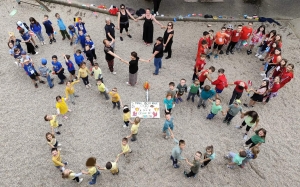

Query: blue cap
left=41, top=58, right=47, bottom=65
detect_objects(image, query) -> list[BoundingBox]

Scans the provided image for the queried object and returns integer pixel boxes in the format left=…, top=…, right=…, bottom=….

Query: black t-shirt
left=84, top=49, right=93, bottom=60
left=129, top=57, right=139, bottom=74
left=163, top=29, right=174, bottom=44
left=104, top=46, right=114, bottom=60
left=153, top=43, right=163, bottom=58
left=105, top=23, right=115, bottom=41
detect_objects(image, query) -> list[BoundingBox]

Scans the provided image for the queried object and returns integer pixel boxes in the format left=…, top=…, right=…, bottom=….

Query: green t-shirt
left=211, top=102, right=222, bottom=114
left=190, top=84, right=200, bottom=94
left=245, top=116, right=256, bottom=127
left=191, top=160, right=200, bottom=174
left=233, top=154, right=245, bottom=165
left=251, top=135, right=265, bottom=144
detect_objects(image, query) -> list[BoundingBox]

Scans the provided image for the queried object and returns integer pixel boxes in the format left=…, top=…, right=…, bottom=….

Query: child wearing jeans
left=126, top=117, right=141, bottom=141
left=170, top=132, right=186, bottom=168
left=164, top=93, right=174, bottom=114
left=109, top=87, right=122, bottom=109
left=97, top=79, right=109, bottom=100
left=39, top=58, right=54, bottom=88
left=123, top=105, right=130, bottom=128
left=82, top=157, right=101, bottom=185
left=224, top=149, right=247, bottom=169
left=162, top=113, right=174, bottom=139
left=206, top=98, right=225, bottom=119
left=51, top=148, right=68, bottom=172
left=223, top=99, right=243, bottom=125
left=98, top=156, right=120, bottom=175
left=176, top=79, right=187, bottom=102
left=197, top=85, right=216, bottom=109
left=187, top=80, right=200, bottom=103
left=184, top=151, right=202, bottom=178
left=62, top=169, right=83, bottom=184
left=77, top=62, right=91, bottom=88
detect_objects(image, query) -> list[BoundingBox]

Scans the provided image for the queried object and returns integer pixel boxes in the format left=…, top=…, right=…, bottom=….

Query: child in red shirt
left=235, top=22, right=253, bottom=51
left=224, top=25, right=233, bottom=45
left=198, top=66, right=215, bottom=88
left=195, top=40, right=208, bottom=60
left=193, top=54, right=206, bottom=81
left=279, top=64, right=294, bottom=88
left=197, top=31, right=210, bottom=57
left=211, top=68, right=228, bottom=99
left=226, top=25, right=243, bottom=55
left=264, top=76, right=281, bottom=103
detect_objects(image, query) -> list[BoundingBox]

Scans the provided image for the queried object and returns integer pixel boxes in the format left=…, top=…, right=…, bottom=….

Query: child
left=13, top=48, right=22, bottom=66
left=19, top=28, right=38, bottom=55
left=43, top=15, right=56, bottom=44
left=206, top=98, right=225, bottom=120
left=193, top=54, right=207, bottom=81
left=44, top=114, right=63, bottom=135
left=97, top=79, right=109, bottom=100
left=224, top=149, right=246, bottom=169
left=126, top=117, right=141, bottom=141
left=235, top=22, right=253, bottom=52
left=68, top=25, right=78, bottom=46
left=240, top=146, right=260, bottom=168
left=197, top=85, right=215, bottom=109
left=46, top=132, right=61, bottom=149
left=56, top=95, right=71, bottom=119
left=244, top=128, right=266, bottom=148
left=236, top=110, right=259, bottom=140
left=85, top=35, right=97, bottom=60
left=228, top=80, right=249, bottom=105
left=9, top=34, right=24, bottom=52
left=184, top=151, right=202, bottom=178
left=51, top=148, right=68, bottom=172
left=201, top=145, right=216, bottom=168
left=39, top=58, right=54, bottom=88
left=170, top=133, right=186, bottom=168
left=162, top=113, right=174, bottom=139
left=77, top=62, right=91, bottom=88
left=244, top=80, right=269, bottom=107
left=62, top=169, right=83, bottom=184
left=73, top=48, right=84, bottom=67
left=98, top=156, right=120, bottom=175
left=223, top=99, right=243, bottom=125
left=212, top=27, right=230, bottom=58
left=109, top=87, right=123, bottom=109
left=55, top=13, right=71, bottom=43
left=211, top=68, right=228, bottom=99
left=65, top=80, right=80, bottom=105
left=224, top=24, right=233, bottom=46
left=198, top=66, right=215, bottom=89
left=75, top=17, right=87, bottom=34
left=91, top=63, right=103, bottom=82
left=264, top=76, right=281, bottom=103
left=207, top=29, right=214, bottom=56
left=82, top=157, right=101, bottom=185
left=247, top=25, right=265, bottom=55
left=176, top=79, right=187, bottom=102
left=118, top=137, right=132, bottom=157
left=76, top=30, right=86, bottom=49
left=22, top=54, right=45, bottom=88
left=226, top=25, right=242, bottom=55
left=187, top=80, right=200, bottom=103
left=123, top=105, right=130, bottom=128
left=63, top=54, right=77, bottom=81
left=29, top=17, right=45, bottom=45
left=83, top=44, right=94, bottom=66
left=164, top=93, right=174, bottom=114
left=166, top=82, right=177, bottom=102
left=52, top=55, right=66, bottom=84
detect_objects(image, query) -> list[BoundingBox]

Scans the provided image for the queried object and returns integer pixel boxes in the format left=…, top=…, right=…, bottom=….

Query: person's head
left=201, top=40, right=208, bottom=47
left=166, top=93, right=172, bottom=100
left=44, top=15, right=49, bottom=21
left=29, top=17, right=38, bottom=25
left=268, top=30, right=276, bottom=37
left=246, top=110, right=259, bottom=123
left=271, top=42, right=278, bottom=49
left=55, top=13, right=60, bottom=19
left=62, top=169, right=71, bottom=179
left=156, top=37, right=163, bottom=44
left=78, top=17, right=82, bottom=23
left=227, top=24, right=233, bottom=31
left=105, top=17, right=111, bottom=25
left=21, top=51, right=27, bottom=57
left=79, top=62, right=86, bottom=69
left=280, top=58, right=288, bottom=67
left=247, top=22, right=253, bottom=27
left=111, top=87, right=118, bottom=93
left=122, top=137, right=128, bottom=145
left=180, top=78, right=186, bottom=86
left=233, top=99, right=241, bottom=107
left=76, top=49, right=82, bottom=55
left=65, top=55, right=70, bottom=60
left=85, top=34, right=91, bottom=41
left=275, top=34, right=282, bottom=42
left=286, top=63, right=294, bottom=72
left=238, top=81, right=245, bottom=90
left=85, top=44, right=90, bottom=51
left=94, top=62, right=99, bottom=68
left=145, top=8, right=151, bottom=15
left=131, top=51, right=138, bottom=60
left=169, top=82, right=175, bottom=90
left=251, top=146, right=260, bottom=159
left=46, top=132, right=55, bottom=142
left=200, top=54, right=206, bottom=60
left=86, top=157, right=96, bottom=167
left=203, top=31, right=209, bottom=38
left=206, top=145, right=214, bottom=154
left=274, top=48, right=281, bottom=55
left=14, top=48, right=20, bottom=54
left=274, top=76, right=281, bottom=83
left=8, top=42, right=14, bottom=49
left=194, top=151, right=202, bottom=161
left=44, top=114, right=52, bottom=121
left=220, top=27, right=226, bottom=33
left=215, top=98, right=221, bottom=105
left=120, top=4, right=126, bottom=10
left=209, top=29, right=214, bottom=35
left=208, top=66, right=215, bottom=73
left=66, top=81, right=72, bottom=87
left=167, top=22, right=173, bottom=29
left=239, top=150, right=247, bottom=158
left=256, top=128, right=267, bottom=138
left=41, top=58, right=47, bottom=65
left=237, top=25, right=243, bottom=32
left=134, top=117, right=140, bottom=124
left=218, top=68, right=225, bottom=75
left=56, top=95, right=62, bottom=102
left=97, top=79, right=103, bottom=85
left=51, top=148, right=58, bottom=156
left=257, top=25, right=265, bottom=35
left=103, top=39, right=110, bottom=46
left=179, top=140, right=185, bottom=150
left=106, top=162, right=113, bottom=170
left=123, top=105, right=130, bottom=113
left=194, top=80, right=200, bottom=86
left=165, top=113, right=171, bottom=120
left=203, top=85, right=211, bottom=91
left=68, top=25, right=75, bottom=31
left=19, top=28, right=25, bottom=35
left=52, top=55, right=58, bottom=62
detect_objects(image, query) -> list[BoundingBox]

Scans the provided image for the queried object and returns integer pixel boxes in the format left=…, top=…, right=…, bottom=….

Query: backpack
left=204, top=14, right=213, bottom=18
left=136, top=8, right=146, bottom=17
left=109, top=6, right=119, bottom=15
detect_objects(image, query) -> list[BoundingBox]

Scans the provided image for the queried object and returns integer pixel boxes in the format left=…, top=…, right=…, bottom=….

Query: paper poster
left=131, top=102, right=160, bottom=119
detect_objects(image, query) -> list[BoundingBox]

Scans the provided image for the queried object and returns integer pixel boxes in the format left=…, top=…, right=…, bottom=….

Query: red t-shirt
left=194, top=59, right=206, bottom=71
left=196, top=46, right=206, bottom=59
left=280, top=71, right=294, bottom=88
left=272, top=66, right=286, bottom=78
left=198, top=69, right=209, bottom=82
left=224, top=30, right=233, bottom=44
left=208, top=36, right=214, bottom=47
left=215, top=31, right=227, bottom=45
left=240, top=26, right=253, bottom=40
left=231, top=30, right=243, bottom=42
left=212, top=74, right=227, bottom=90
left=270, top=83, right=281, bottom=93
left=234, top=81, right=248, bottom=93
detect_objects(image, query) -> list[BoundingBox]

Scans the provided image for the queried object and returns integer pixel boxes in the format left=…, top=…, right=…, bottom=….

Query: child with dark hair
left=68, top=25, right=77, bottom=46
left=206, top=98, right=225, bottom=119
left=29, top=17, right=45, bottom=45
left=45, top=132, right=61, bottom=149
left=76, top=30, right=86, bottom=49
left=247, top=25, right=265, bottom=55
left=211, top=68, right=227, bottom=99
left=52, top=55, right=66, bottom=84
left=44, top=114, right=63, bottom=135
left=123, top=105, right=130, bottom=128
left=75, top=17, right=87, bottom=34
left=77, top=62, right=91, bottom=88
left=43, top=15, right=56, bottom=44
left=225, top=149, right=247, bottom=169
left=19, top=29, right=38, bottom=55
left=176, top=79, right=187, bottom=103
left=84, top=44, right=95, bottom=67
left=184, top=151, right=202, bottom=178
left=56, top=95, right=71, bottom=119
left=201, top=145, right=216, bottom=168
left=85, top=35, right=97, bottom=60
left=73, top=48, right=84, bottom=67
left=197, top=85, right=215, bottom=109
left=62, top=169, right=83, bottom=184
left=98, top=156, right=120, bottom=175
left=223, top=99, right=243, bottom=125
left=193, top=54, right=207, bottom=81
left=170, top=132, right=186, bottom=168
left=39, top=58, right=54, bottom=88
left=198, top=66, right=215, bottom=89
left=55, top=13, right=71, bottom=43
left=166, top=81, right=177, bottom=101
left=244, top=128, right=266, bottom=148
left=187, top=80, right=200, bottom=103
left=65, top=80, right=79, bottom=105
left=82, top=157, right=101, bottom=185
left=63, top=54, right=77, bottom=82
left=162, top=113, right=174, bottom=139
left=236, top=110, right=259, bottom=140
left=97, top=79, right=109, bottom=100
left=91, top=63, right=103, bottom=82
left=244, top=80, right=269, bottom=107
left=51, top=148, right=68, bottom=172
left=226, top=25, right=242, bottom=55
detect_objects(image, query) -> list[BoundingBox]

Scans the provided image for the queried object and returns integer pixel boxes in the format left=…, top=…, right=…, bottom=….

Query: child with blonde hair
left=62, top=169, right=83, bottom=184
left=240, top=146, right=260, bottom=168
left=126, top=117, right=140, bottom=141
left=109, top=87, right=123, bottom=109
left=45, top=132, right=61, bottom=149
left=65, top=80, right=80, bottom=105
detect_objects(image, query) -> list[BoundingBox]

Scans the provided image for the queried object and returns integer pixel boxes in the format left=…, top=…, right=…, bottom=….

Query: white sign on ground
left=131, top=102, right=160, bottom=118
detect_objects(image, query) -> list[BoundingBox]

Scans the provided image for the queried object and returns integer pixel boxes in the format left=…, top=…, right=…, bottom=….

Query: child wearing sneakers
left=97, top=79, right=109, bottom=100
left=184, top=151, right=202, bottom=178
left=52, top=55, right=66, bottom=84
left=51, top=148, right=68, bottom=172
left=166, top=82, right=177, bottom=102
left=65, top=80, right=80, bottom=105
left=211, top=68, right=228, bottom=99
left=123, top=105, right=130, bottom=128
left=198, top=66, right=215, bottom=89
left=170, top=132, right=186, bottom=168
left=197, top=85, right=216, bottom=109
left=98, top=156, right=120, bottom=175
left=118, top=137, right=132, bottom=157
left=55, top=13, right=71, bottom=43
left=39, top=58, right=54, bottom=88
left=44, top=114, right=62, bottom=135
left=77, top=62, right=91, bottom=88
left=22, top=54, right=45, bottom=88
left=45, top=132, right=61, bottom=149
left=224, top=149, right=247, bottom=169
left=223, top=99, right=243, bottom=125
left=91, top=63, right=103, bottom=82
left=201, top=145, right=216, bottom=168
left=43, top=15, right=56, bottom=44
left=187, top=80, right=200, bottom=103
left=162, top=113, right=174, bottom=139
left=236, top=111, right=259, bottom=140
left=109, top=87, right=123, bottom=109
left=62, top=169, right=83, bottom=184
left=206, top=98, right=225, bottom=120
left=176, top=79, right=187, bottom=103
left=63, top=54, right=77, bottom=82
left=126, top=117, right=141, bottom=141
left=82, top=157, right=101, bottom=185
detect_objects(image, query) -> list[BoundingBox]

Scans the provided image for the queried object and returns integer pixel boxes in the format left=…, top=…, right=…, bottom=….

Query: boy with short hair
left=195, top=40, right=208, bottom=61
left=55, top=13, right=71, bottom=44
left=108, top=87, right=122, bottom=109
left=170, top=133, right=186, bottom=168
left=22, top=52, right=45, bottom=88
left=91, top=63, right=103, bottom=82
left=184, top=151, right=202, bottom=178
left=197, top=31, right=210, bottom=55
left=39, top=58, right=54, bottom=88
left=167, top=81, right=177, bottom=103
left=118, top=137, right=132, bottom=157
left=223, top=99, right=243, bottom=125
left=212, top=27, right=230, bottom=59
left=176, top=79, right=187, bottom=102
left=162, top=113, right=174, bottom=139
left=73, top=48, right=84, bottom=67
left=193, top=53, right=207, bottom=81
left=98, top=156, right=120, bottom=175
left=76, top=30, right=87, bottom=49
left=51, top=148, right=68, bottom=172
left=97, top=79, right=109, bottom=100
left=82, top=157, right=101, bottom=185
left=198, top=66, right=215, bottom=89
left=226, top=25, right=243, bottom=55
left=68, top=25, right=77, bottom=46
left=197, top=85, right=216, bottom=109
left=225, top=149, right=247, bottom=169
left=52, top=55, right=66, bottom=84
left=43, top=15, right=56, bottom=44
left=63, top=54, right=77, bottom=82
left=235, top=22, right=253, bottom=52
left=75, top=17, right=87, bottom=34
left=44, top=114, right=63, bottom=135
left=211, top=68, right=228, bottom=99
left=187, top=80, right=200, bottom=103
left=206, top=98, right=225, bottom=120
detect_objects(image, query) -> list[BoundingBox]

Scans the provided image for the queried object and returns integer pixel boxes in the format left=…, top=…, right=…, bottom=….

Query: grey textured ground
left=1, top=0, right=300, bottom=187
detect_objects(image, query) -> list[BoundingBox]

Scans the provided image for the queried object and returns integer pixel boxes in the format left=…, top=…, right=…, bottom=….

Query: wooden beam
left=35, top=0, right=51, bottom=12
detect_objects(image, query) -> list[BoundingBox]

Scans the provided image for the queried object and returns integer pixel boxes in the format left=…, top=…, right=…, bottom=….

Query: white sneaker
left=88, top=84, right=91, bottom=87
left=123, top=125, right=127, bottom=128
left=153, top=14, right=156, bottom=17
left=43, top=41, right=46, bottom=45
left=255, top=53, right=259, bottom=57
left=14, top=61, right=18, bottom=66
left=78, top=178, right=83, bottom=184
left=86, top=85, right=89, bottom=89
left=57, top=148, right=62, bottom=151
left=235, top=125, right=241, bottom=129
left=156, top=11, right=159, bottom=16
left=41, top=42, right=44, bottom=46
left=35, top=52, right=39, bottom=55
left=258, top=55, right=262, bottom=59
left=57, top=143, right=62, bottom=146
left=112, top=72, right=116, bottom=75
left=243, top=134, right=248, bottom=140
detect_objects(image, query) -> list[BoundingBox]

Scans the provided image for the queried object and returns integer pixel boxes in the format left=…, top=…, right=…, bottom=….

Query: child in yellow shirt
left=97, top=79, right=109, bottom=100
left=123, top=105, right=130, bottom=128
left=91, top=63, right=103, bottom=82
left=62, top=169, right=83, bottom=184
left=77, top=62, right=91, bottom=89
left=65, top=80, right=80, bottom=105
left=56, top=95, right=71, bottom=119
left=126, top=117, right=140, bottom=141
left=108, top=87, right=122, bottom=109
left=82, top=157, right=101, bottom=185
left=118, top=137, right=132, bottom=157
left=46, top=132, right=61, bottom=149
left=98, top=156, right=120, bottom=175
left=51, top=148, right=68, bottom=172
left=44, top=114, right=62, bottom=134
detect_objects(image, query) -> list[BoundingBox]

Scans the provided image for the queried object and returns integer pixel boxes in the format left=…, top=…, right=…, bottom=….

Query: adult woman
left=120, top=51, right=149, bottom=86
left=247, top=25, right=265, bottom=55
left=244, top=80, right=269, bottom=107
left=117, top=4, right=136, bottom=41
left=265, top=48, right=282, bottom=77
left=256, top=30, right=276, bottom=59
left=19, top=28, right=38, bottom=55
left=148, top=37, right=164, bottom=75
left=136, top=8, right=163, bottom=46
left=280, top=63, right=294, bottom=88
left=163, top=22, right=174, bottom=59
left=271, top=58, right=287, bottom=78
left=103, top=39, right=122, bottom=74
left=29, top=17, right=45, bottom=45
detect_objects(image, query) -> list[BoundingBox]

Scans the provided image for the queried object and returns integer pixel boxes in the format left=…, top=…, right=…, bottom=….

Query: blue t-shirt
left=163, top=117, right=174, bottom=131
left=85, top=40, right=95, bottom=49
left=74, top=53, right=84, bottom=65
left=164, top=98, right=174, bottom=109
left=13, top=39, right=23, bottom=51
left=57, top=18, right=66, bottom=30
left=75, top=22, right=86, bottom=34
left=200, top=89, right=216, bottom=100
left=77, top=34, right=86, bottom=48
left=30, top=23, right=42, bottom=33
left=21, top=32, right=31, bottom=41
left=43, top=20, right=53, bottom=33
left=23, top=63, right=36, bottom=75
left=52, top=61, right=62, bottom=72
left=65, top=60, right=75, bottom=71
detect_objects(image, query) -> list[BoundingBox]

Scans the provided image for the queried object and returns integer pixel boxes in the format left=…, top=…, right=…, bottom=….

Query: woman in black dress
left=117, top=4, right=136, bottom=41
left=136, top=8, right=163, bottom=46
left=120, top=52, right=149, bottom=86
left=162, top=22, right=174, bottom=59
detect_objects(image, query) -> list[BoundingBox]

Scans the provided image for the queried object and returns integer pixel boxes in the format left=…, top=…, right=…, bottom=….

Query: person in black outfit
left=84, top=45, right=94, bottom=66
left=153, top=0, right=162, bottom=16
left=147, top=37, right=163, bottom=75
left=103, top=39, right=122, bottom=74
left=117, top=4, right=136, bottom=41
left=163, top=22, right=174, bottom=59
left=104, top=17, right=115, bottom=48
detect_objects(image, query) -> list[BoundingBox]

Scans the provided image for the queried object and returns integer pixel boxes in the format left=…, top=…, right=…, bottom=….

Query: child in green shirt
left=184, top=151, right=202, bottom=178
left=187, top=80, right=200, bottom=102
left=224, top=149, right=247, bottom=169
left=207, top=98, right=225, bottom=119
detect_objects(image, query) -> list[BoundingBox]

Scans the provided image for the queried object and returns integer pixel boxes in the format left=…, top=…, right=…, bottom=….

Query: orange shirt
left=214, top=31, right=227, bottom=45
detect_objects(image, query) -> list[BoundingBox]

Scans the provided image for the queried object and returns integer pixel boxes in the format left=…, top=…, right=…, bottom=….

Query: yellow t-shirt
left=97, top=83, right=106, bottom=92
left=52, top=151, right=63, bottom=166
left=88, top=166, right=97, bottom=176
left=56, top=98, right=68, bottom=115
left=121, top=143, right=130, bottom=153
left=109, top=92, right=120, bottom=102
left=110, top=162, right=118, bottom=174
left=50, top=115, right=58, bottom=128
left=92, top=67, right=102, bottom=79
left=77, top=67, right=90, bottom=78
left=48, top=138, right=57, bottom=146
left=65, top=80, right=79, bottom=98
left=68, top=170, right=76, bottom=179
left=123, top=112, right=130, bottom=121
left=131, top=123, right=140, bottom=134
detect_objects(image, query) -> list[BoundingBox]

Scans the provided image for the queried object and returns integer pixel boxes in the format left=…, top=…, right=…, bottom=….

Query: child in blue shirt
left=63, top=54, right=77, bottom=81
left=73, top=49, right=84, bottom=67
left=162, top=113, right=174, bottom=139
left=68, top=25, right=77, bottom=46
left=39, top=58, right=54, bottom=88
left=197, top=85, right=216, bottom=109
left=29, top=17, right=45, bottom=45
left=164, top=93, right=174, bottom=114
left=19, top=28, right=38, bottom=55
left=52, top=55, right=66, bottom=84
left=55, top=13, right=71, bottom=44
left=85, top=35, right=97, bottom=59
left=43, top=15, right=56, bottom=44
left=22, top=53, right=45, bottom=88
left=75, top=17, right=87, bottom=34
left=75, top=30, right=86, bottom=49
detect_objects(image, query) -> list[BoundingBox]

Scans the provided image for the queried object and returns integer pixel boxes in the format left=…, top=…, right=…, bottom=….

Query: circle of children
left=8, top=7, right=295, bottom=185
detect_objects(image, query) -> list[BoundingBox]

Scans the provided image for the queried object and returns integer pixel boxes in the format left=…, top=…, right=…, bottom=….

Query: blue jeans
left=46, top=74, right=54, bottom=88
left=224, top=113, right=234, bottom=122
left=187, top=92, right=197, bottom=102
left=154, top=57, right=162, bottom=75
left=206, top=112, right=216, bottom=119
left=89, top=170, right=100, bottom=184
left=35, top=31, right=44, bottom=42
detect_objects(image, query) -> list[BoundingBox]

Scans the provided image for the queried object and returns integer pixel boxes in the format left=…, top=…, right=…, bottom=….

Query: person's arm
left=52, top=158, right=64, bottom=167
left=164, top=32, right=174, bottom=47
left=135, top=14, right=145, bottom=21
left=139, top=58, right=149, bottom=63
left=255, top=143, right=262, bottom=147
left=207, top=99, right=213, bottom=103
left=126, top=129, right=133, bottom=139
left=148, top=51, right=159, bottom=61
left=65, top=89, right=69, bottom=100
left=73, top=173, right=83, bottom=177
left=24, top=36, right=31, bottom=43
left=57, top=108, right=61, bottom=115
left=253, top=119, right=259, bottom=131
left=117, top=12, right=121, bottom=30
left=115, top=155, right=120, bottom=163
left=108, top=51, right=122, bottom=60
left=152, top=16, right=163, bottom=28
left=47, top=141, right=55, bottom=148
left=81, top=170, right=89, bottom=175
left=107, top=32, right=114, bottom=41
left=185, top=159, right=194, bottom=167
left=206, top=73, right=213, bottom=82
left=126, top=9, right=136, bottom=21
left=227, top=162, right=236, bottom=166
left=120, top=59, right=129, bottom=65
left=97, top=166, right=106, bottom=170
